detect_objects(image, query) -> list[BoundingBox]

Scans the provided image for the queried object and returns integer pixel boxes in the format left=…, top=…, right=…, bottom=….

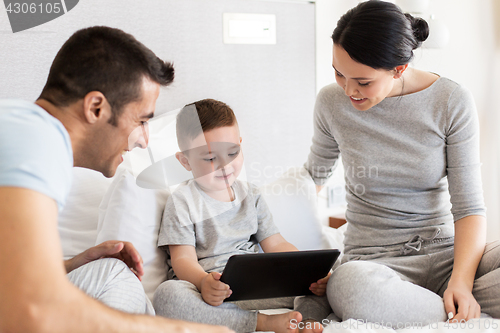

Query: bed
left=58, top=159, right=497, bottom=333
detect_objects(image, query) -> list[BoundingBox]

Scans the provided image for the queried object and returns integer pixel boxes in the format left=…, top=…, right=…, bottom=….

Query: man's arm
left=0, top=187, right=232, bottom=333
left=64, top=240, right=144, bottom=279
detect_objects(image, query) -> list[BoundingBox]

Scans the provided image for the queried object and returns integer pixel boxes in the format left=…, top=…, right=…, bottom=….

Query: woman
left=300, top=0, right=500, bottom=329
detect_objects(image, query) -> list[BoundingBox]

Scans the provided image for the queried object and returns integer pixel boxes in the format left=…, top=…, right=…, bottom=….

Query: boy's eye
left=204, top=157, right=216, bottom=162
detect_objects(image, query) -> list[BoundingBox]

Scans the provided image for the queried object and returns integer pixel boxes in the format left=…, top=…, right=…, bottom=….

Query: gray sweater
left=305, top=77, right=486, bottom=248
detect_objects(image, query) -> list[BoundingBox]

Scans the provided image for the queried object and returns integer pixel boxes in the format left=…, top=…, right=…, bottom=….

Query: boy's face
left=177, top=124, right=244, bottom=193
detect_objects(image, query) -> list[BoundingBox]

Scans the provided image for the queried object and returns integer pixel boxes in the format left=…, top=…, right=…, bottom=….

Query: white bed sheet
left=256, top=309, right=500, bottom=333
left=323, top=318, right=500, bottom=333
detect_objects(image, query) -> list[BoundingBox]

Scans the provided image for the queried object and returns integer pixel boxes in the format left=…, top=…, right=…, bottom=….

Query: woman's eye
left=335, top=71, right=344, bottom=78
left=204, top=157, right=215, bottom=162
left=229, top=151, right=240, bottom=157
left=358, top=82, right=370, bottom=86
left=140, top=121, right=149, bottom=126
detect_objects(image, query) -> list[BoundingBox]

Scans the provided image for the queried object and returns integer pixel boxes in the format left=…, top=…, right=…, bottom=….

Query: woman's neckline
left=387, top=71, right=441, bottom=99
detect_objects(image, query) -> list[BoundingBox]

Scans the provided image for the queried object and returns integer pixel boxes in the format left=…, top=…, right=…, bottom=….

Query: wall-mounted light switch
left=223, top=13, right=276, bottom=44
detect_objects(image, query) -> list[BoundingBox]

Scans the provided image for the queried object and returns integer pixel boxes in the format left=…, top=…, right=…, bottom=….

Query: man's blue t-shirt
left=0, top=99, right=73, bottom=211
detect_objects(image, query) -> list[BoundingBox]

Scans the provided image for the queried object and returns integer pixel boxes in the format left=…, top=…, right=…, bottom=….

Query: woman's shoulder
left=318, top=82, right=345, bottom=97
left=407, top=70, right=468, bottom=96
left=316, top=83, right=350, bottom=109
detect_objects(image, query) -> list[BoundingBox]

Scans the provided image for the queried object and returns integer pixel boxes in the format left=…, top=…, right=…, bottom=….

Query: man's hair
left=176, top=99, right=237, bottom=151
left=38, top=26, right=175, bottom=125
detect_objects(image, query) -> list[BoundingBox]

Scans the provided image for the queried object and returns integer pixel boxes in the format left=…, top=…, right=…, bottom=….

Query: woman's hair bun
left=404, top=13, right=429, bottom=45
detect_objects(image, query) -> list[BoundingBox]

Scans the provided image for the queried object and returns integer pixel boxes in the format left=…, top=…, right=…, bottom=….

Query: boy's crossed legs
left=154, top=279, right=302, bottom=333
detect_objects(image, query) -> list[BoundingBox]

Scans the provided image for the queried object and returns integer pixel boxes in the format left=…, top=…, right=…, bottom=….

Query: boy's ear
left=82, top=91, right=110, bottom=124
left=175, top=152, right=192, bottom=171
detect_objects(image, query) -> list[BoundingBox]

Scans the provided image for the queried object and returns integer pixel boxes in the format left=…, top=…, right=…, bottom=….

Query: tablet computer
left=220, top=249, right=340, bottom=302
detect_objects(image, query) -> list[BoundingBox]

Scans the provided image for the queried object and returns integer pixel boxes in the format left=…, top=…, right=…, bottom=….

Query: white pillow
left=58, top=167, right=113, bottom=260
left=260, top=166, right=330, bottom=251
left=96, top=163, right=169, bottom=301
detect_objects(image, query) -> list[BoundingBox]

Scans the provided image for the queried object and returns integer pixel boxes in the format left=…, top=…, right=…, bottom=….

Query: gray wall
left=0, top=0, right=316, bottom=185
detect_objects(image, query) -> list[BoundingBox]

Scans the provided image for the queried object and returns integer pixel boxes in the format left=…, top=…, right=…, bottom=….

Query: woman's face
left=332, top=44, right=403, bottom=111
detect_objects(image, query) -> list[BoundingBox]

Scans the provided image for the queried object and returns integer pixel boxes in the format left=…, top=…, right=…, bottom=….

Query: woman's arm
left=443, top=215, right=486, bottom=321
left=304, top=86, right=341, bottom=186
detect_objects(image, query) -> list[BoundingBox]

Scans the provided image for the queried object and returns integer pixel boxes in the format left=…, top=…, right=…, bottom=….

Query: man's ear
left=175, top=151, right=192, bottom=171
left=82, top=91, right=109, bottom=124
left=393, top=64, right=409, bottom=79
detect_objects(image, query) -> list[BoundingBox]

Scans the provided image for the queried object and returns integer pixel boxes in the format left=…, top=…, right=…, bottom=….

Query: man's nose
left=136, top=123, right=149, bottom=149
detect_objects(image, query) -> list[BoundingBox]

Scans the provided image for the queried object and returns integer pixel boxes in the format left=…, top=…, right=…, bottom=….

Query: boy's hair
left=176, top=99, right=237, bottom=151
left=38, top=26, right=175, bottom=126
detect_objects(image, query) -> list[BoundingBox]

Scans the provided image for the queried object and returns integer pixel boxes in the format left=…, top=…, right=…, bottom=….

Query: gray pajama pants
left=153, top=279, right=294, bottom=332
left=296, top=231, right=500, bottom=328
left=67, top=258, right=154, bottom=315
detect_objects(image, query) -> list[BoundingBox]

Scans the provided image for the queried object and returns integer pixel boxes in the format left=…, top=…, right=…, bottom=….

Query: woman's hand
left=200, top=272, right=232, bottom=306
left=309, top=272, right=331, bottom=296
left=64, top=240, right=144, bottom=280
left=443, top=278, right=481, bottom=322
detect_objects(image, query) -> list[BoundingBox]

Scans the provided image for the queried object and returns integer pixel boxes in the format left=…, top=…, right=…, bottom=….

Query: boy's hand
left=200, top=272, right=232, bottom=306
left=309, top=272, right=331, bottom=296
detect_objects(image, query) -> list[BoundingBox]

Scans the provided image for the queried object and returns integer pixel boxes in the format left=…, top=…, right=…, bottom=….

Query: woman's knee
left=327, top=261, right=395, bottom=319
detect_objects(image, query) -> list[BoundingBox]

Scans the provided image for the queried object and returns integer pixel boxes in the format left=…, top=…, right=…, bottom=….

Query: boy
left=153, top=99, right=329, bottom=333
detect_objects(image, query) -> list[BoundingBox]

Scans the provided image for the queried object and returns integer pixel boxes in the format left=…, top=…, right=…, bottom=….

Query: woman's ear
left=82, top=91, right=109, bottom=124
left=393, top=64, right=409, bottom=79
left=175, top=151, right=192, bottom=171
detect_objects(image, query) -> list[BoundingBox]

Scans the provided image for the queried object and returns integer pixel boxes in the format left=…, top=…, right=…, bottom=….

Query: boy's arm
left=0, top=187, right=231, bottom=333
left=169, top=245, right=232, bottom=306
left=169, top=244, right=210, bottom=290
left=259, top=233, right=299, bottom=253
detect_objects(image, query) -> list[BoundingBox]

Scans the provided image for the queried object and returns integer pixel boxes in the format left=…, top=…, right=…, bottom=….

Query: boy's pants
left=67, top=257, right=154, bottom=315
left=297, top=232, right=500, bottom=328
left=153, top=279, right=294, bottom=332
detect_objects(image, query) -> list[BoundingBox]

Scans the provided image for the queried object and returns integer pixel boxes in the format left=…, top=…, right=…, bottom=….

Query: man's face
left=93, top=78, right=160, bottom=177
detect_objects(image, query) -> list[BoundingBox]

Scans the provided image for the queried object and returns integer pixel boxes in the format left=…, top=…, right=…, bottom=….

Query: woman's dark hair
left=39, top=26, right=175, bottom=126
left=332, top=0, right=429, bottom=70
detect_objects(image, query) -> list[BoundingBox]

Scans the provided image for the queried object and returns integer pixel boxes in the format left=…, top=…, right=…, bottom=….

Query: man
left=0, top=26, right=232, bottom=333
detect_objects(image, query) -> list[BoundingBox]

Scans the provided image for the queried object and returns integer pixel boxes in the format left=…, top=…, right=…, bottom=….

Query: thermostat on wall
left=223, top=13, right=276, bottom=44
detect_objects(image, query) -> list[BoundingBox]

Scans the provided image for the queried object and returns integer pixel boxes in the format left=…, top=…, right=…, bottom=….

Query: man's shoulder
left=0, top=99, right=73, bottom=210
left=0, top=99, right=70, bottom=140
